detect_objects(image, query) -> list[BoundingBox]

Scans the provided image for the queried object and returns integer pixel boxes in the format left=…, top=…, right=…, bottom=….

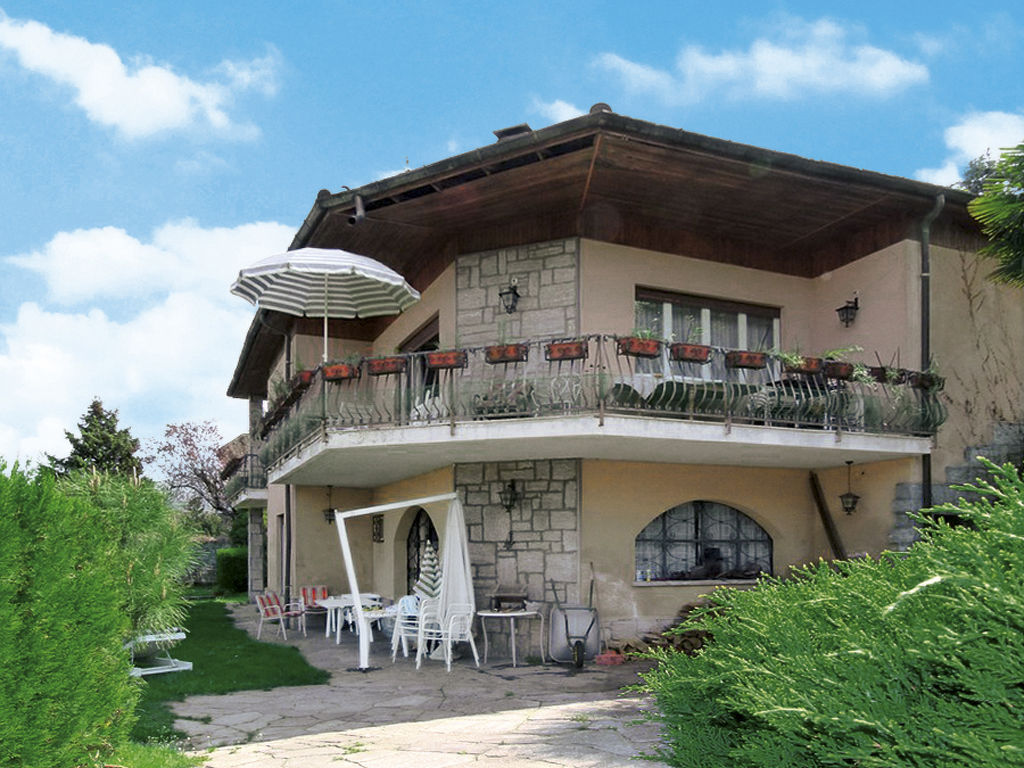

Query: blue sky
left=1, top=1, right=1022, bottom=464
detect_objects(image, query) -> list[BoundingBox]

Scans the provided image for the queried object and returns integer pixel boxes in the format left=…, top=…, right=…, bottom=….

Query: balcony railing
left=223, top=453, right=267, bottom=502
left=257, top=334, right=945, bottom=469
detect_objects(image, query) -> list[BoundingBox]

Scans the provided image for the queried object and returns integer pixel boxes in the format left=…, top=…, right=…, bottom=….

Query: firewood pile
left=609, top=602, right=713, bottom=657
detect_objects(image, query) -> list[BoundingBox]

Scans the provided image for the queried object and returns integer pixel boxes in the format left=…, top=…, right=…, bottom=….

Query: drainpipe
left=920, top=194, right=944, bottom=509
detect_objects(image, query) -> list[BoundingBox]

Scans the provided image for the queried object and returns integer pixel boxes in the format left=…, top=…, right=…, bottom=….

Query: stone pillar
left=247, top=509, right=266, bottom=597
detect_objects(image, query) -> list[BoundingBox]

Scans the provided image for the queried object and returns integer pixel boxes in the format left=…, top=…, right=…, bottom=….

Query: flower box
left=868, top=366, right=907, bottom=384
left=724, top=350, right=767, bottom=370
left=617, top=336, right=662, bottom=358
left=824, top=361, right=854, bottom=380
left=910, top=371, right=942, bottom=391
left=670, top=343, right=713, bottom=364
left=484, top=343, right=529, bottom=364
left=366, top=356, right=407, bottom=376
left=425, top=349, right=468, bottom=369
left=783, top=356, right=824, bottom=375
left=322, top=362, right=361, bottom=381
left=291, top=369, right=316, bottom=388
left=544, top=340, right=588, bottom=361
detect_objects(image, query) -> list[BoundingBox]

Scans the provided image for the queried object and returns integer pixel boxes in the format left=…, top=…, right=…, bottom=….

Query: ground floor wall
left=263, top=455, right=915, bottom=651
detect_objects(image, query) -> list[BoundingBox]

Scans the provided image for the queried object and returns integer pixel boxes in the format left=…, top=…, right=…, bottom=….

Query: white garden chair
left=390, top=594, right=421, bottom=661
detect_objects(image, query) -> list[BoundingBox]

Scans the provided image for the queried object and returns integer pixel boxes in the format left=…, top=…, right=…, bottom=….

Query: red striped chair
left=299, top=585, right=329, bottom=624
left=255, top=591, right=306, bottom=640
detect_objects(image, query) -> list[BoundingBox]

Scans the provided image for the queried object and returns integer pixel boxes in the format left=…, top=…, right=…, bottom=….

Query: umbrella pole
left=322, top=274, right=329, bottom=364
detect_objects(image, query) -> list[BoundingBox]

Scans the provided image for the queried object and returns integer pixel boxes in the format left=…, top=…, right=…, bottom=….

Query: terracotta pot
left=824, top=361, right=854, bottom=380
left=322, top=362, right=361, bottom=381
left=670, top=343, right=713, bottom=364
left=484, top=343, right=529, bottom=364
left=366, top=356, right=407, bottom=376
left=544, top=340, right=588, bottom=361
left=910, top=371, right=942, bottom=391
left=291, top=369, right=316, bottom=388
left=425, top=349, right=468, bottom=369
left=724, top=350, right=767, bottom=369
left=783, top=356, right=823, bottom=375
left=869, top=366, right=907, bottom=384
left=617, top=336, right=662, bottom=358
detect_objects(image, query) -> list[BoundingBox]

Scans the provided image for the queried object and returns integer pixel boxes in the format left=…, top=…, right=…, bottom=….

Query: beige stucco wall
left=930, top=244, right=1024, bottom=473
left=578, top=238, right=917, bottom=364
left=580, top=457, right=914, bottom=639
left=374, top=263, right=456, bottom=352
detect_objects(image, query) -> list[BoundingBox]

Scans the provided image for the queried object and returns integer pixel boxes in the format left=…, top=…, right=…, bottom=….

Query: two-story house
left=225, top=105, right=1023, bottom=646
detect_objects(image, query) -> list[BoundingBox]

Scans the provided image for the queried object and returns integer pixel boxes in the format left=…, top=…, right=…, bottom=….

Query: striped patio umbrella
left=230, top=247, right=421, bottom=362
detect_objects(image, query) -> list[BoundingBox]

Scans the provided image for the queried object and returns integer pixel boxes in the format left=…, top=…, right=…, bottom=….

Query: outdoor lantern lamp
left=323, top=485, right=335, bottom=524
left=498, top=277, right=520, bottom=314
left=839, top=461, right=860, bottom=515
left=836, top=296, right=859, bottom=327
left=499, top=480, right=521, bottom=549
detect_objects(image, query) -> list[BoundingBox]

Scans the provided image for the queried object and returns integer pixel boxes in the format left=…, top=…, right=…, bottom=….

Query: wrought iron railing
left=257, top=334, right=946, bottom=469
left=223, top=453, right=267, bottom=501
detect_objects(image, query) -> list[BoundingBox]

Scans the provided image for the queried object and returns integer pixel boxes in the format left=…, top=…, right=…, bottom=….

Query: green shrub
left=0, top=466, right=197, bottom=767
left=216, top=546, right=248, bottom=593
left=640, top=458, right=1024, bottom=768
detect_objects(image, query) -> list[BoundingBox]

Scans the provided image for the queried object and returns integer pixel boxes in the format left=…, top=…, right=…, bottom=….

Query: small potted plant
left=322, top=354, right=362, bottom=381
left=366, top=354, right=407, bottom=376
left=724, top=350, right=768, bottom=369
left=669, top=326, right=711, bottom=364
left=910, top=361, right=943, bottom=392
left=425, top=349, right=468, bottom=369
left=822, top=346, right=863, bottom=380
left=772, top=349, right=823, bottom=375
left=617, top=328, right=663, bottom=358
left=545, top=339, right=588, bottom=361
left=484, top=342, right=529, bottom=364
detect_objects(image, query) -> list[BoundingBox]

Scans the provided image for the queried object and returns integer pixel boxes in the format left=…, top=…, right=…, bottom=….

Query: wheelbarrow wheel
left=572, top=639, right=585, bottom=668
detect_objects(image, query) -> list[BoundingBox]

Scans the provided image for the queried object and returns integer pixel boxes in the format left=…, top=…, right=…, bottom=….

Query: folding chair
left=255, top=591, right=306, bottom=640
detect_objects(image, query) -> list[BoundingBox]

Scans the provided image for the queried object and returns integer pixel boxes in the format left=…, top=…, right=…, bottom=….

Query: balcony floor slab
left=268, top=414, right=931, bottom=488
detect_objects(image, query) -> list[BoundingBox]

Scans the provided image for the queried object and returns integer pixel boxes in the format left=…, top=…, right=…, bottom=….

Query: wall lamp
left=839, top=461, right=860, bottom=515
left=498, top=277, right=520, bottom=314
left=836, top=296, right=859, bottom=327
left=498, top=479, right=521, bottom=549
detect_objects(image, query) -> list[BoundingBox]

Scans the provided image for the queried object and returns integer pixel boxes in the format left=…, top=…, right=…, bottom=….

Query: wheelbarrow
left=548, top=573, right=599, bottom=668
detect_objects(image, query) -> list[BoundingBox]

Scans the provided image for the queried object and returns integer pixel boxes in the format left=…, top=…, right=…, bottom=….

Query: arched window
left=635, top=501, right=771, bottom=580
left=405, top=507, right=438, bottom=595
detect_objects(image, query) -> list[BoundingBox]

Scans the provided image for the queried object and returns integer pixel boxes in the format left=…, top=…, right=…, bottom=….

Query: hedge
left=640, top=458, right=1024, bottom=768
left=216, top=546, right=248, bottom=593
left=0, top=466, right=196, bottom=767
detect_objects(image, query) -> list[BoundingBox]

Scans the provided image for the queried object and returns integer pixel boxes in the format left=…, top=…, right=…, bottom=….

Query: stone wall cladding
left=455, top=239, right=579, bottom=346
left=456, top=459, right=580, bottom=661
left=890, top=421, right=1024, bottom=550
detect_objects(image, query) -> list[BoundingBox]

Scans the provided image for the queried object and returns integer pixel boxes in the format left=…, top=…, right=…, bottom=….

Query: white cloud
left=1, top=219, right=295, bottom=464
left=8, top=219, right=293, bottom=305
left=530, top=98, right=585, bottom=125
left=914, top=111, right=1024, bottom=186
left=595, top=17, right=928, bottom=105
left=0, top=13, right=278, bottom=139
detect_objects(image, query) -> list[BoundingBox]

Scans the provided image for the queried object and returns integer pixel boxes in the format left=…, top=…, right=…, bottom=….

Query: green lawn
left=132, top=598, right=330, bottom=744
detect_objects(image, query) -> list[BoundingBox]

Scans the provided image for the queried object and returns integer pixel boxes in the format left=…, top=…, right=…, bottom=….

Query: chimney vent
left=493, top=123, right=532, bottom=142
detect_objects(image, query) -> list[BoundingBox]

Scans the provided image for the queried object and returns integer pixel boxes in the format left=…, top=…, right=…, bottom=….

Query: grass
left=131, top=598, right=330, bottom=745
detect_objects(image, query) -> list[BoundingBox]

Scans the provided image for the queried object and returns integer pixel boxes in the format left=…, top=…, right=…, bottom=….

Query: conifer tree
left=45, top=397, right=143, bottom=477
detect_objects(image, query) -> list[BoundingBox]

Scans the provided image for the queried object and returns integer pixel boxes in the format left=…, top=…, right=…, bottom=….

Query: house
left=224, top=105, right=1024, bottom=646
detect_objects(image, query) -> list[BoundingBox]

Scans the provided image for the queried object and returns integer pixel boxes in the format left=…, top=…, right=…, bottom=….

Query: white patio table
left=476, top=609, right=545, bottom=667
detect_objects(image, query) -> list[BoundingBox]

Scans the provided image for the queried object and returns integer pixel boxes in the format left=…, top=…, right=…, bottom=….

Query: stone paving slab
left=179, top=605, right=670, bottom=767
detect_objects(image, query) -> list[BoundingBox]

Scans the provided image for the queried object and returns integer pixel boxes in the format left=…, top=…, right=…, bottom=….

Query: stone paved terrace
left=177, top=604, right=671, bottom=767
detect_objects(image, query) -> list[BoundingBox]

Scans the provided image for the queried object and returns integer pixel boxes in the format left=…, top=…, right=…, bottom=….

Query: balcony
left=257, top=335, right=944, bottom=487
left=223, top=453, right=268, bottom=509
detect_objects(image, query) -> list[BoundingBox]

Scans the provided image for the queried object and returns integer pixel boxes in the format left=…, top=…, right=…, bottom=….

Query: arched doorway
left=405, top=507, right=439, bottom=595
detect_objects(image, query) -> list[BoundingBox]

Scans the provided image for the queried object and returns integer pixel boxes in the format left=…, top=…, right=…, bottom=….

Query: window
left=635, top=289, right=780, bottom=379
left=635, top=500, right=772, bottom=581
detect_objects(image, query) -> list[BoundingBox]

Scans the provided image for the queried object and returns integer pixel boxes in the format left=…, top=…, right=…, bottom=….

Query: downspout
left=920, top=194, right=945, bottom=510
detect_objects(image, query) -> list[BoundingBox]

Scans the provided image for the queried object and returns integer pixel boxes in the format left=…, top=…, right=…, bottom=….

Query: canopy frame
left=332, top=492, right=458, bottom=670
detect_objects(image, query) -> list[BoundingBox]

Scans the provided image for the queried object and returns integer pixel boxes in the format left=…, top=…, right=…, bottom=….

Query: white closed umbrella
left=230, top=247, right=421, bottom=362
left=438, top=497, right=475, bottom=625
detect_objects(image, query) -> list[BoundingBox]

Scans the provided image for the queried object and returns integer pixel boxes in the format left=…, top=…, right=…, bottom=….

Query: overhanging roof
left=229, top=107, right=980, bottom=399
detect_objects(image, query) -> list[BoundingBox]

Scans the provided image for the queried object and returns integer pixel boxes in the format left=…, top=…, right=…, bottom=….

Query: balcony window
left=635, top=500, right=772, bottom=581
left=635, top=290, right=780, bottom=378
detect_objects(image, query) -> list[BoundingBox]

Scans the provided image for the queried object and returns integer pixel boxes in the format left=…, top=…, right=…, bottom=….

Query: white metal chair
left=390, top=594, right=421, bottom=661
left=414, top=598, right=444, bottom=669
left=440, top=603, right=480, bottom=672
